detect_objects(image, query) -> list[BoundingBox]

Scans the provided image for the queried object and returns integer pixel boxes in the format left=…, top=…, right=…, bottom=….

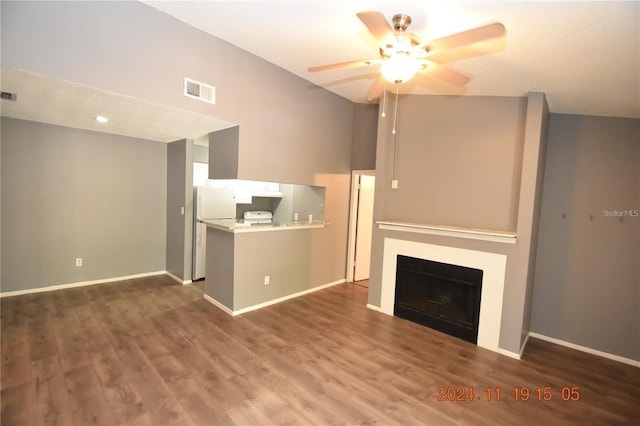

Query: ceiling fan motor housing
left=380, top=14, right=422, bottom=60
left=392, top=14, right=412, bottom=32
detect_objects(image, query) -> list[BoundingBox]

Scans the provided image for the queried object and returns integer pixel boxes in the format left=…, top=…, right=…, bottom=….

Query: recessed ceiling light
left=96, top=115, right=109, bottom=123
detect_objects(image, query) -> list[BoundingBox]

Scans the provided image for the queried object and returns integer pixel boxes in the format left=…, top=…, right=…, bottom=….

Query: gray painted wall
left=2, top=1, right=353, bottom=293
left=165, top=139, right=194, bottom=282
left=351, top=104, right=378, bottom=171
left=1, top=0, right=633, bottom=362
left=209, top=126, right=239, bottom=180
left=206, top=228, right=234, bottom=308
left=531, top=114, right=639, bottom=361
left=520, top=92, right=550, bottom=353
left=166, top=140, right=186, bottom=280
left=207, top=224, right=337, bottom=312
left=383, top=95, right=527, bottom=232
left=368, top=94, right=548, bottom=355
left=233, top=229, right=313, bottom=310
left=1, top=117, right=167, bottom=292
left=2, top=1, right=354, bottom=184
left=184, top=143, right=194, bottom=282
left=518, top=94, right=550, bottom=345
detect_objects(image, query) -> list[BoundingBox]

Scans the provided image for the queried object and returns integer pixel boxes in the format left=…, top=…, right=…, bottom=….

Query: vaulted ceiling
left=143, top=0, right=639, bottom=119
left=2, top=1, right=638, bottom=144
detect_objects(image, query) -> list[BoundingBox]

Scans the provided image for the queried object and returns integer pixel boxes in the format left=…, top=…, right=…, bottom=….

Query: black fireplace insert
left=394, top=255, right=483, bottom=344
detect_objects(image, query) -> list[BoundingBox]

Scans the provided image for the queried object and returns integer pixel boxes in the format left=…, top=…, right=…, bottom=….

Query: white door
left=354, top=175, right=375, bottom=281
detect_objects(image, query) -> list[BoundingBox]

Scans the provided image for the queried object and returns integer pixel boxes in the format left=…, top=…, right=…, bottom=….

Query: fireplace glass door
left=394, top=255, right=483, bottom=344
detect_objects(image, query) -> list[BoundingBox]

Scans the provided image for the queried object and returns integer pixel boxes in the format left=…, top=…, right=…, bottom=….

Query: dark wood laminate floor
left=1, top=275, right=639, bottom=425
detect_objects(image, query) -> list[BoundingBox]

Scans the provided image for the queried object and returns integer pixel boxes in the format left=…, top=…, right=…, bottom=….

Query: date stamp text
left=437, top=386, right=581, bottom=402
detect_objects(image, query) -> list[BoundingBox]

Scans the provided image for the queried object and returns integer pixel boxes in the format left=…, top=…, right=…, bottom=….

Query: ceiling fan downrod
left=392, top=14, right=412, bottom=32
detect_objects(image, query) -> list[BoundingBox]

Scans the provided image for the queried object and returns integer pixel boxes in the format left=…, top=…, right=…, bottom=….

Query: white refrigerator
left=193, top=186, right=236, bottom=280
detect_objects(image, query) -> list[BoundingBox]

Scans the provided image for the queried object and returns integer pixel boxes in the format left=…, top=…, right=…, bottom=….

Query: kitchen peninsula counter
left=204, top=216, right=332, bottom=316
left=203, top=219, right=325, bottom=233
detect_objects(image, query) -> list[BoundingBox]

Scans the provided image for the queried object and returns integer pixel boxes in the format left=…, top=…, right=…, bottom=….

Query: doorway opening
left=347, top=170, right=375, bottom=286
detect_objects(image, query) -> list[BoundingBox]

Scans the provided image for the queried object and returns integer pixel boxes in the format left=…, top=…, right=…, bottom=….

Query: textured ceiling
left=1, top=1, right=638, bottom=145
left=0, top=67, right=233, bottom=143
left=143, top=0, right=640, bottom=119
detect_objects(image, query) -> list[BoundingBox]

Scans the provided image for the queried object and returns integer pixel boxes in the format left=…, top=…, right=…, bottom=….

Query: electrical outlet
left=75, top=258, right=83, bottom=267
left=264, top=275, right=270, bottom=285
left=391, top=179, right=399, bottom=189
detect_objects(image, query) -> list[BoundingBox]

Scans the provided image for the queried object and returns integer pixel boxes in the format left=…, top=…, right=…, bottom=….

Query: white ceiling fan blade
left=423, top=23, right=506, bottom=62
left=308, top=59, right=379, bottom=73
left=356, top=11, right=395, bottom=44
left=366, top=75, right=387, bottom=100
left=420, top=63, right=470, bottom=87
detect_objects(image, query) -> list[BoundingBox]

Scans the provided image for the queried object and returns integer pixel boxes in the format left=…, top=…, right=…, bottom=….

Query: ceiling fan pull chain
left=392, top=83, right=399, bottom=135
left=381, top=80, right=387, bottom=118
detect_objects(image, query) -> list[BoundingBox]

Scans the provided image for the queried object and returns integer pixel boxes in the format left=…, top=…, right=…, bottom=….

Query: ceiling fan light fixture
left=380, top=54, right=420, bottom=84
left=309, top=11, right=504, bottom=98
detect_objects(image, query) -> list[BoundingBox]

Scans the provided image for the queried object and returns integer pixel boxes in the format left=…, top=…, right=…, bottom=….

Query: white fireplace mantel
left=377, top=221, right=517, bottom=244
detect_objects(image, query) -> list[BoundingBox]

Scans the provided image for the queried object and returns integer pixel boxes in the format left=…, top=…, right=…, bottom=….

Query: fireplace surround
left=376, top=238, right=507, bottom=352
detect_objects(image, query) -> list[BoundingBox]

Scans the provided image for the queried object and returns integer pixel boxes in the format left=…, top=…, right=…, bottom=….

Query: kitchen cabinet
left=209, top=179, right=283, bottom=204
left=206, top=179, right=325, bottom=224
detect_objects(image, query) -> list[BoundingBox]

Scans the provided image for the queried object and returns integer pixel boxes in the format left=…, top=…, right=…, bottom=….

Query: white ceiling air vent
left=184, top=77, right=215, bottom=104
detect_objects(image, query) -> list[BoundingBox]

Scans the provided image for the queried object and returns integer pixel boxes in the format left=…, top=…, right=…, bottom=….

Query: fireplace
left=378, top=238, right=507, bottom=352
left=394, top=255, right=483, bottom=344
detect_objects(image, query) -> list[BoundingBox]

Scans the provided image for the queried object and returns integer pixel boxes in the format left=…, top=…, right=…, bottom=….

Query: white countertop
left=203, top=219, right=325, bottom=233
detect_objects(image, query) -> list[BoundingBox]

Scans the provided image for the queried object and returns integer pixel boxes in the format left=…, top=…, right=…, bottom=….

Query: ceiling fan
left=309, top=11, right=506, bottom=100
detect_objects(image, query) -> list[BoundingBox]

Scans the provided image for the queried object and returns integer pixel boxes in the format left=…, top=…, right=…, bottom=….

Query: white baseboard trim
left=203, top=293, right=234, bottom=316
left=519, top=332, right=531, bottom=358
left=203, top=279, right=346, bottom=316
left=166, top=272, right=192, bottom=285
left=529, top=332, right=640, bottom=368
left=0, top=271, right=168, bottom=298
left=497, top=348, right=522, bottom=360
left=366, top=303, right=387, bottom=314
left=496, top=332, right=531, bottom=360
